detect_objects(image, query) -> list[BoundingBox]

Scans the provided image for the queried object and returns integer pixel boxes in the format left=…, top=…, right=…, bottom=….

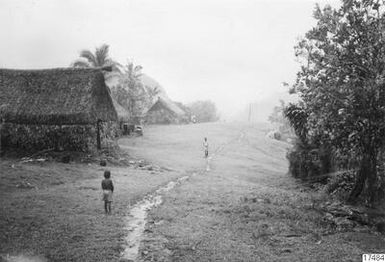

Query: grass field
left=123, top=122, right=385, bottom=262
left=0, top=154, right=182, bottom=261
left=1, top=122, right=384, bottom=261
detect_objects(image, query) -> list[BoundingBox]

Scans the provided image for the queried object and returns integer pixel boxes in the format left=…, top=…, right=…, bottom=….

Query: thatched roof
left=147, top=97, right=186, bottom=117
left=0, top=67, right=118, bottom=124
left=173, top=101, right=191, bottom=115
left=111, top=98, right=130, bottom=122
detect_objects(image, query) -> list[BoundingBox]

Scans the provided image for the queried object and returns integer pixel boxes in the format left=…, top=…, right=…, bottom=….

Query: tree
left=109, top=61, right=161, bottom=117
left=145, top=86, right=160, bottom=103
left=188, top=100, right=219, bottom=122
left=142, top=85, right=160, bottom=110
left=71, top=44, right=121, bottom=71
left=124, top=62, right=143, bottom=86
left=119, top=61, right=147, bottom=116
left=288, top=0, right=385, bottom=204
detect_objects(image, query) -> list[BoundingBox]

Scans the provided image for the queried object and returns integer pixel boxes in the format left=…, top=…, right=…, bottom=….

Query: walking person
left=203, top=137, right=209, bottom=158
left=101, top=170, right=114, bottom=214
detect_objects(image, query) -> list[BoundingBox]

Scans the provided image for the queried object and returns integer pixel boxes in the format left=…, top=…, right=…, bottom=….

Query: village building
left=145, top=97, right=188, bottom=124
left=0, top=67, right=119, bottom=152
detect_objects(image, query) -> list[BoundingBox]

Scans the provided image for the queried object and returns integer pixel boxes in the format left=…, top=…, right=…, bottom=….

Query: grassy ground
left=122, top=122, right=385, bottom=262
left=0, top=155, right=181, bottom=261
left=1, top=122, right=384, bottom=261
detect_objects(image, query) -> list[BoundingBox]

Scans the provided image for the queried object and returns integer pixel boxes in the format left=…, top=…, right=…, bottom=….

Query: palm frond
left=126, top=63, right=134, bottom=75
left=104, top=58, right=122, bottom=73
left=72, top=60, right=91, bottom=68
left=95, top=44, right=110, bottom=67
left=134, top=65, right=143, bottom=72
left=104, top=71, right=123, bottom=81
left=79, top=50, right=97, bottom=67
left=284, top=103, right=308, bottom=142
left=113, top=61, right=123, bottom=70
left=134, top=73, right=143, bottom=80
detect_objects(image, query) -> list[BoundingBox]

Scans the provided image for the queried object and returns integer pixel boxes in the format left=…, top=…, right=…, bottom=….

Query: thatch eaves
left=0, top=67, right=118, bottom=125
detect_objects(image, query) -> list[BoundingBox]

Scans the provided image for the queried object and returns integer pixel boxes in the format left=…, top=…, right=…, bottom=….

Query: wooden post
left=96, top=120, right=101, bottom=150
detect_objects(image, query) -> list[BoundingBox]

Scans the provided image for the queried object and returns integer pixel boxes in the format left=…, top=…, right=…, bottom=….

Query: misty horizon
left=0, top=0, right=339, bottom=120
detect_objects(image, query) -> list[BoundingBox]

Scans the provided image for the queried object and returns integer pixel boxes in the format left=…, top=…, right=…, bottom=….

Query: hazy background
left=0, top=0, right=340, bottom=121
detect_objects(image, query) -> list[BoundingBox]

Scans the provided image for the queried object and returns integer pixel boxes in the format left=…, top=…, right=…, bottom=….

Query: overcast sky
left=0, top=0, right=340, bottom=120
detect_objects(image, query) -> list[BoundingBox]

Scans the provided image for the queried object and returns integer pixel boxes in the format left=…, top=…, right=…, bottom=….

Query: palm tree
left=145, top=85, right=160, bottom=103
left=124, top=62, right=143, bottom=87
left=121, top=61, right=145, bottom=115
left=72, top=44, right=121, bottom=71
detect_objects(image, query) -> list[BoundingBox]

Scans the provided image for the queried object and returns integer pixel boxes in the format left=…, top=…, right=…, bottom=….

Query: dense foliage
left=286, top=0, right=385, bottom=204
left=188, top=100, right=219, bottom=123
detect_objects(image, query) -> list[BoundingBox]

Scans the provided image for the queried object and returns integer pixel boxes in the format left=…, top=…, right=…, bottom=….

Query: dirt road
left=120, top=122, right=385, bottom=262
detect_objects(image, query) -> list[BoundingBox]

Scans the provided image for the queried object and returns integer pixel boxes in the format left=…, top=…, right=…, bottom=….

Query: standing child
left=203, top=137, right=209, bottom=158
left=101, top=170, right=114, bottom=214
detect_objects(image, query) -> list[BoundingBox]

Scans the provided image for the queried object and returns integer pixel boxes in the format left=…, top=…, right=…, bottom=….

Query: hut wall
left=0, top=122, right=119, bottom=152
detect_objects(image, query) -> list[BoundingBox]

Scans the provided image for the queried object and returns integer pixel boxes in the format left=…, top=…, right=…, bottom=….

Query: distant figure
left=203, top=137, right=209, bottom=158
left=101, top=170, right=114, bottom=214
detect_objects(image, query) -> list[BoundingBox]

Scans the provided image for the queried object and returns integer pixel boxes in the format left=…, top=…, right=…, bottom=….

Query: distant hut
left=145, top=97, right=187, bottom=124
left=0, top=67, right=118, bottom=152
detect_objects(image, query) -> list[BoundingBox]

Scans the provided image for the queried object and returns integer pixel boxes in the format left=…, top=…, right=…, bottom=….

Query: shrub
left=326, top=171, right=356, bottom=200
left=287, top=142, right=321, bottom=179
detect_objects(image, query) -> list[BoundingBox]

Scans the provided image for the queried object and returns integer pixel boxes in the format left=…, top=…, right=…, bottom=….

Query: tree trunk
left=367, top=153, right=378, bottom=205
left=348, top=162, right=367, bottom=202
left=348, top=148, right=377, bottom=204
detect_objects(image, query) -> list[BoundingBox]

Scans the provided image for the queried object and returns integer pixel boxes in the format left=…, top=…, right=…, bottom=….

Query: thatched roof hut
left=148, top=97, right=185, bottom=116
left=0, top=67, right=118, bottom=125
left=145, top=97, right=187, bottom=124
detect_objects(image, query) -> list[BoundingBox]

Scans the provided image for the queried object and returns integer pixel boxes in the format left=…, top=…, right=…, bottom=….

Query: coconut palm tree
left=72, top=44, right=121, bottom=71
left=146, top=86, right=160, bottom=100
left=120, top=61, right=145, bottom=115
left=124, top=62, right=143, bottom=87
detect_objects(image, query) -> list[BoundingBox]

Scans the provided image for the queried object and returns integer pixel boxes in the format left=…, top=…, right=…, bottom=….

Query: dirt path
left=120, top=123, right=385, bottom=262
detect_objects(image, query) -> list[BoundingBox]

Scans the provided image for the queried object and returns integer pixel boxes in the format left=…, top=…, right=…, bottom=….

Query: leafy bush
left=326, top=171, right=356, bottom=200
left=287, top=142, right=321, bottom=179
